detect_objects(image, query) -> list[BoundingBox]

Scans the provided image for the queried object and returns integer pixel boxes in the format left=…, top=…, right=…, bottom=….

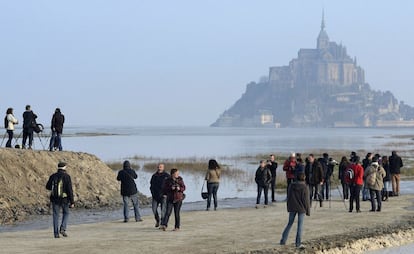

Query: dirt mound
left=0, top=148, right=149, bottom=224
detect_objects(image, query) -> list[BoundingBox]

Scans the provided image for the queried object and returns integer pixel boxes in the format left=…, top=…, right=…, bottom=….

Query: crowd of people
left=45, top=150, right=404, bottom=249
left=3, top=105, right=64, bottom=151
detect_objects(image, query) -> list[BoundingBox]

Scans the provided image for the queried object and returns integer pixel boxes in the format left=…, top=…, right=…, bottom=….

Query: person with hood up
left=364, top=158, right=386, bottom=212
left=280, top=172, right=310, bottom=249
left=117, top=160, right=143, bottom=223
left=49, top=108, right=65, bottom=151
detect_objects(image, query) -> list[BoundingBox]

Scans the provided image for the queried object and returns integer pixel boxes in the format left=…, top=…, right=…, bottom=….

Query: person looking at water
left=205, top=159, right=221, bottom=211
left=338, top=156, right=351, bottom=200
left=160, top=168, right=186, bottom=231
left=150, top=163, right=169, bottom=227
left=255, top=160, right=272, bottom=208
left=283, top=153, right=297, bottom=198
left=279, top=172, right=310, bottom=249
left=116, top=160, right=143, bottom=223
left=305, top=154, right=323, bottom=207
left=22, top=105, right=37, bottom=149
left=49, top=108, right=65, bottom=151
left=267, top=154, right=278, bottom=202
left=45, top=162, right=74, bottom=238
left=349, top=156, right=364, bottom=213
left=5, top=108, right=18, bottom=148
left=389, top=151, right=403, bottom=197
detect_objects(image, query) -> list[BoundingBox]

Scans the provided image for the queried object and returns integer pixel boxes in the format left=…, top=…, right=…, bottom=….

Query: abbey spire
left=317, top=10, right=329, bottom=49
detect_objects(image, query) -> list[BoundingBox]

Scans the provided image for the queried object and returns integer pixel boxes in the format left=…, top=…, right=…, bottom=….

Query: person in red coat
left=349, top=156, right=364, bottom=213
left=283, top=153, right=297, bottom=198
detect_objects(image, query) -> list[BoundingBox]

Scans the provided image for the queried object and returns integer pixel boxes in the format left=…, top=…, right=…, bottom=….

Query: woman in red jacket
left=349, top=156, right=364, bottom=213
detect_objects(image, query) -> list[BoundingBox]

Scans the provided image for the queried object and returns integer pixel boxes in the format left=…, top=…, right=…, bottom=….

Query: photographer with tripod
left=4, top=108, right=19, bottom=148
left=22, top=105, right=38, bottom=149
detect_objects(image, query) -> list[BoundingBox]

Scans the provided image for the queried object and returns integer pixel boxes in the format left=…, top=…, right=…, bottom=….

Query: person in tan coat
left=205, top=159, right=221, bottom=211
left=364, top=159, right=386, bottom=212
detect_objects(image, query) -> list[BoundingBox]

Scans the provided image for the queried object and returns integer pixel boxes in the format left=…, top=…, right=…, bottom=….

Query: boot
left=319, top=198, right=323, bottom=207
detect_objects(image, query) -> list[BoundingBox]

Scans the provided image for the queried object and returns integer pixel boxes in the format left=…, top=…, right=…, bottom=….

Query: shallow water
left=366, top=244, right=414, bottom=254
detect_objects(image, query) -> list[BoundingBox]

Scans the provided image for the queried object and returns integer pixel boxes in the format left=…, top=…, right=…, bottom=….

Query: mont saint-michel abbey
left=212, top=14, right=414, bottom=128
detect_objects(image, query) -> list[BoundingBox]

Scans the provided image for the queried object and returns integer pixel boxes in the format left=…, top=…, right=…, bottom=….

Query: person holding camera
left=205, top=159, right=221, bottom=211
left=160, top=168, right=186, bottom=231
left=255, top=160, right=272, bottom=208
left=283, top=153, right=297, bottom=198
left=22, top=105, right=37, bottom=149
left=5, top=108, right=18, bottom=148
left=267, top=155, right=278, bottom=202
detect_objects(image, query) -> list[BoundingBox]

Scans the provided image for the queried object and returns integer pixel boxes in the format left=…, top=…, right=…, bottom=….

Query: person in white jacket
left=5, top=108, right=18, bottom=148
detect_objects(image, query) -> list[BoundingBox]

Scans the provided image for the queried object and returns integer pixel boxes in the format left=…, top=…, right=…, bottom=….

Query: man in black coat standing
left=117, top=160, right=143, bottom=223
left=267, top=154, right=278, bottom=202
left=22, top=105, right=37, bottom=149
left=46, top=162, right=74, bottom=238
left=49, top=108, right=65, bottom=151
left=389, top=151, right=403, bottom=196
left=150, top=163, right=169, bottom=227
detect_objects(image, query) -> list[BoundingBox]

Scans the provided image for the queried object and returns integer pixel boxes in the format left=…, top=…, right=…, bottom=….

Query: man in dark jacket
left=150, top=163, right=169, bottom=227
left=255, top=160, right=272, bottom=207
left=280, top=172, right=310, bottom=249
left=46, top=162, right=74, bottom=238
left=117, top=160, right=142, bottom=223
left=267, top=154, right=278, bottom=202
left=49, top=108, right=65, bottom=151
left=305, top=154, right=324, bottom=207
left=22, top=105, right=37, bottom=149
left=389, top=151, right=403, bottom=196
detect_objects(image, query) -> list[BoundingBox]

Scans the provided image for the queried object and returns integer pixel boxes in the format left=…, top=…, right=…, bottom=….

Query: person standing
left=283, top=153, right=297, bottom=197
left=45, top=162, right=75, bottom=238
left=5, top=108, right=18, bottom=148
left=268, top=154, right=278, bottom=202
left=381, top=156, right=391, bottom=201
left=22, top=105, right=37, bottom=149
left=305, top=154, right=324, bottom=207
left=365, top=159, right=386, bottom=212
left=205, top=159, right=221, bottom=211
left=362, top=153, right=373, bottom=201
left=117, top=160, right=143, bottom=223
left=49, top=108, right=65, bottom=151
left=280, top=172, right=310, bottom=249
left=389, top=151, right=403, bottom=196
left=255, top=160, right=272, bottom=208
left=150, top=163, right=169, bottom=227
left=349, top=157, right=364, bottom=213
left=160, top=168, right=186, bottom=231
left=338, top=156, right=351, bottom=200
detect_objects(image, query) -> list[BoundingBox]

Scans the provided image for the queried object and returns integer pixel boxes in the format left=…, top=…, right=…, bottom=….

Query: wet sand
left=0, top=195, right=413, bottom=254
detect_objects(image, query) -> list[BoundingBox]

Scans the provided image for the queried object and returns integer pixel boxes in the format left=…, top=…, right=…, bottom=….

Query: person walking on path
left=160, top=168, right=186, bottom=231
left=117, top=160, right=143, bottom=223
left=255, top=160, right=272, bottom=208
left=205, top=159, right=221, bottom=211
left=268, top=154, right=278, bottom=202
left=365, top=159, right=386, bottom=212
left=349, top=157, right=364, bottom=213
left=5, top=108, right=18, bottom=148
left=22, top=105, right=37, bottom=149
left=280, top=172, right=310, bottom=249
left=49, top=108, right=65, bottom=151
left=150, top=163, right=169, bottom=227
left=45, top=162, right=75, bottom=238
left=389, top=151, right=403, bottom=196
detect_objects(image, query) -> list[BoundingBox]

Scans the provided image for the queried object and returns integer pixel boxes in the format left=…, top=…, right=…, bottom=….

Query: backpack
left=4, top=116, right=8, bottom=129
left=51, top=175, right=67, bottom=199
left=344, top=167, right=354, bottom=184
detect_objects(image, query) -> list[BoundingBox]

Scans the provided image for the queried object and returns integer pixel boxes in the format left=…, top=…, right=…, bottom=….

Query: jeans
left=162, top=201, right=182, bottom=229
left=207, top=182, right=219, bottom=209
left=6, top=130, right=13, bottom=148
left=341, top=182, right=349, bottom=200
left=280, top=212, right=305, bottom=247
left=256, top=184, right=269, bottom=205
left=22, top=128, right=33, bottom=148
left=52, top=202, right=69, bottom=236
left=349, top=184, right=362, bottom=211
left=362, top=183, right=370, bottom=201
left=321, top=178, right=330, bottom=200
left=152, top=196, right=167, bottom=224
left=286, top=178, right=294, bottom=195
left=122, top=194, right=141, bottom=221
left=391, top=174, right=400, bottom=195
left=271, top=176, right=276, bottom=201
left=308, top=184, right=321, bottom=206
left=369, top=189, right=382, bottom=211
left=49, top=132, right=63, bottom=151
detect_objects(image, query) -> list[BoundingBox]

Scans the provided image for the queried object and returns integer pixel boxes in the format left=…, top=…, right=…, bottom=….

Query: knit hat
left=58, top=162, right=67, bottom=169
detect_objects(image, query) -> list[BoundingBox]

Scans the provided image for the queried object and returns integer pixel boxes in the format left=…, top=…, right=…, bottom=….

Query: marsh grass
left=106, top=161, right=140, bottom=171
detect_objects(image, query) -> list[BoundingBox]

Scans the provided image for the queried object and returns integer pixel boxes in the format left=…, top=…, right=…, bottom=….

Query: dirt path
left=0, top=195, right=413, bottom=254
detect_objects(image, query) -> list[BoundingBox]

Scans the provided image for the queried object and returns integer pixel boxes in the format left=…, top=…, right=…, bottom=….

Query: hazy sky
left=1, top=1, right=413, bottom=126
